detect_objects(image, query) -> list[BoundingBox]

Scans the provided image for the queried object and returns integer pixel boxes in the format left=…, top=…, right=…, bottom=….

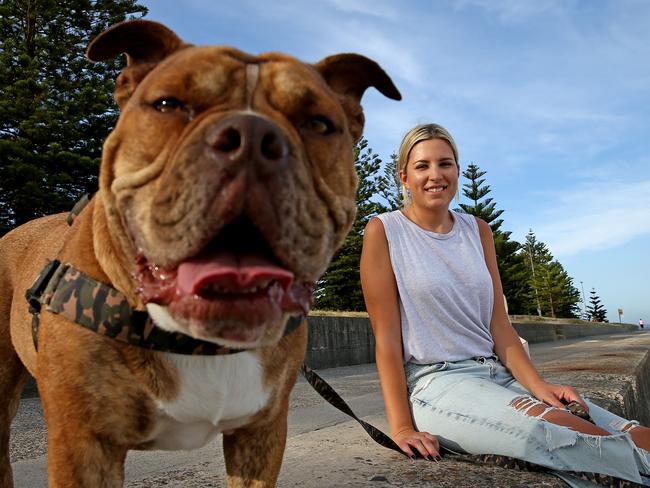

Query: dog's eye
left=153, top=98, right=189, bottom=114
left=305, top=115, right=335, bottom=135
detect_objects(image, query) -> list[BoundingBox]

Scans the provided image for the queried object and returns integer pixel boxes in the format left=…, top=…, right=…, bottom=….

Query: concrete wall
left=305, top=315, right=638, bottom=369
left=623, top=351, right=650, bottom=426
left=305, top=316, right=376, bottom=369
left=21, top=316, right=638, bottom=398
left=512, top=321, right=638, bottom=344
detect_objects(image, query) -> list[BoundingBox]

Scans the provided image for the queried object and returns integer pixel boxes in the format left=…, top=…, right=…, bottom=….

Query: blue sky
left=138, top=0, right=650, bottom=324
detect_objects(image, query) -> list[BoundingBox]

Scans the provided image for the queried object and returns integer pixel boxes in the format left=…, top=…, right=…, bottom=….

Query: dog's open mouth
left=134, top=217, right=314, bottom=346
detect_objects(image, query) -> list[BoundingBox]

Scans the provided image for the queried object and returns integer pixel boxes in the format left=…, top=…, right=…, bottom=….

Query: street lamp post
left=580, top=281, right=587, bottom=319
left=526, top=240, right=542, bottom=317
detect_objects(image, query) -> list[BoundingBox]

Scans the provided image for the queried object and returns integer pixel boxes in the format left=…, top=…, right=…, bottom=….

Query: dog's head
left=87, top=20, right=400, bottom=348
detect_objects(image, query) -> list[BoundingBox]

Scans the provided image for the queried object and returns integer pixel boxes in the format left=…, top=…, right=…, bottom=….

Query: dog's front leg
left=46, top=424, right=128, bottom=488
left=223, top=406, right=288, bottom=488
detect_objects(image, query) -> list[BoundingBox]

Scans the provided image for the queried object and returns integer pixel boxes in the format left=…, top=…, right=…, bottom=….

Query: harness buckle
left=25, top=259, right=62, bottom=311
left=25, top=259, right=62, bottom=351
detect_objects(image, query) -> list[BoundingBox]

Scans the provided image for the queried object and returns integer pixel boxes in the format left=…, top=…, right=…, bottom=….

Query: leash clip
left=25, top=259, right=62, bottom=311
left=25, top=259, right=62, bottom=350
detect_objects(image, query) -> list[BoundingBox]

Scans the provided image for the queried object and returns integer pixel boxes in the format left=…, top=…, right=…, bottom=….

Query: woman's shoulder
left=371, top=210, right=401, bottom=230
left=452, top=209, right=484, bottom=229
left=451, top=209, right=470, bottom=222
left=366, top=211, right=403, bottom=244
left=452, top=211, right=492, bottom=245
left=374, top=210, right=401, bottom=223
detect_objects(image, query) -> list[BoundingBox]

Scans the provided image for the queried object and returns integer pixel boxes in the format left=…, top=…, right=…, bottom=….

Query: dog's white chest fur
left=146, top=351, right=269, bottom=450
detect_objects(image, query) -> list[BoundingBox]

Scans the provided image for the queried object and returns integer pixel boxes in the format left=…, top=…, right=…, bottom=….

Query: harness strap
left=26, top=260, right=304, bottom=355
left=66, top=193, right=93, bottom=226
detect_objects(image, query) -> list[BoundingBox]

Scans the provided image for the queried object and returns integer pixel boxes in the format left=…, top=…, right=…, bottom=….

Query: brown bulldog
left=0, top=20, right=400, bottom=487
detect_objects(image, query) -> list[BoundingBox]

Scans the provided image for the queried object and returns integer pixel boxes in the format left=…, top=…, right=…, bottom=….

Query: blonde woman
left=360, top=123, right=650, bottom=485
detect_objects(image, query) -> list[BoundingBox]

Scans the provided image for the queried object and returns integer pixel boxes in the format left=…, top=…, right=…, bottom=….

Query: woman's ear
left=399, top=169, right=408, bottom=185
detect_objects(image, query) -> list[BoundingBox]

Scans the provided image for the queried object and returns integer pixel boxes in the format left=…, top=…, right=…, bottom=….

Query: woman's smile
left=424, top=184, right=447, bottom=193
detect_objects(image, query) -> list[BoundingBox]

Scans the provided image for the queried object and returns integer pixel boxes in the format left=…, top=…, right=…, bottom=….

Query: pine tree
left=538, top=261, right=581, bottom=319
left=458, top=163, right=504, bottom=232
left=521, top=231, right=549, bottom=316
left=314, top=138, right=386, bottom=311
left=456, top=163, right=527, bottom=313
left=494, top=232, right=529, bottom=315
left=521, top=231, right=581, bottom=318
left=586, top=288, right=608, bottom=322
left=380, top=152, right=402, bottom=211
left=0, top=0, right=148, bottom=236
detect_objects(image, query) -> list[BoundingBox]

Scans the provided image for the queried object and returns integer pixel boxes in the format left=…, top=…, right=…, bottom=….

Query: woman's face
left=400, top=138, right=458, bottom=211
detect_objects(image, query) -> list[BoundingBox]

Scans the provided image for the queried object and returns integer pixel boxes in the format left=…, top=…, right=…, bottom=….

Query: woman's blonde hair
left=398, top=123, right=459, bottom=205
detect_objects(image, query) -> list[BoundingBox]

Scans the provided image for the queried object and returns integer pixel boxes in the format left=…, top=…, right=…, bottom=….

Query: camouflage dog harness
left=25, top=259, right=303, bottom=355
left=24, top=193, right=303, bottom=354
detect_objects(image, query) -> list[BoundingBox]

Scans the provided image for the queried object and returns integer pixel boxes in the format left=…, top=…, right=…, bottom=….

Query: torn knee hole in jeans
left=610, top=418, right=640, bottom=433
left=509, top=395, right=558, bottom=419
left=509, top=396, right=613, bottom=452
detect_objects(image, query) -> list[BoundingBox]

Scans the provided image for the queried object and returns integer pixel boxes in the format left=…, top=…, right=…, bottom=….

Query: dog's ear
left=315, top=54, right=401, bottom=141
left=86, top=20, right=188, bottom=107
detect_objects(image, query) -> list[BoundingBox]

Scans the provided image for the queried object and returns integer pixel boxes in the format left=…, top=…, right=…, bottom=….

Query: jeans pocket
left=407, top=361, right=448, bottom=398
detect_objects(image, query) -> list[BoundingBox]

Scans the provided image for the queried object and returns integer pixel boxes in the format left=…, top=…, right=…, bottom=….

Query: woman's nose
left=427, top=165, right=441, bottom=180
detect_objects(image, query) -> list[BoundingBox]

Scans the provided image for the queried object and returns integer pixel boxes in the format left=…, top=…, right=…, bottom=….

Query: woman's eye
left=305, top=115, right=335, bottom=135
left=153, top=98, right=189, bottom=114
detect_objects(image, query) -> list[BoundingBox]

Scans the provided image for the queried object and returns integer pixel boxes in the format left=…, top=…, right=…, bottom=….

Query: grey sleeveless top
left=376, top=210, right=495, bottom=364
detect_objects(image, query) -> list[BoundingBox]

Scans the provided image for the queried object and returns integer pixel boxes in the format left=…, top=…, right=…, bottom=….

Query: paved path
left=10, top=331, right=649, bottom=487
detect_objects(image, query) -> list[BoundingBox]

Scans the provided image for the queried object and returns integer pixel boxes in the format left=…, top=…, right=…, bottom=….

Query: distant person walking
left=640, top=319, right=645, bottom=330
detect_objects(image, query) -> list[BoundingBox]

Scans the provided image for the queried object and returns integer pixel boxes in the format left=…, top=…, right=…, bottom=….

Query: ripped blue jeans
left=405, top=357, right=650, bottom=485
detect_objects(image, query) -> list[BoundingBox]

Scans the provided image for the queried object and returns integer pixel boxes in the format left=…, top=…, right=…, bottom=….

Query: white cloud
left=521, top=179, right=650, bottom=257
left=322, top=0, right=401, bottom=20
left=453, top=0, right=574, bottom=23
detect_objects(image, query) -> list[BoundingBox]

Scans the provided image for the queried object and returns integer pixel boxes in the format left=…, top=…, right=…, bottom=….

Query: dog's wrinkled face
left=89, top=21, right=400, bottom=348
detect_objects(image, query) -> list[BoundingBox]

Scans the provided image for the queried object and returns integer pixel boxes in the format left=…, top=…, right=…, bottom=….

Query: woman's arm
left=360, top=217, right=439, bottom=459
left=476, top=218, right=586, bottom=409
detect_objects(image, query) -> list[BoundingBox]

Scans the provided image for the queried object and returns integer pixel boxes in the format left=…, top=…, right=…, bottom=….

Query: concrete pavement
left=10, top=330, right=650, bottom=487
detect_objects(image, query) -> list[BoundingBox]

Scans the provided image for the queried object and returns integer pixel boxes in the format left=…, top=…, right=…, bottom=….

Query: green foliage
left=586, top=288, right=608, bottom=322
left=380, top=152, right=402, bottom=211
left=458, top=163, right=504, bottom=232
left=456, top=162, right=528, bottom=314
left=493, top=231, right=529, bottom=314
left=314, top=138, right=387, bottom=311
left=0, top=0, right=147, bottom=236
left=520, top=231, right=581, bottom=318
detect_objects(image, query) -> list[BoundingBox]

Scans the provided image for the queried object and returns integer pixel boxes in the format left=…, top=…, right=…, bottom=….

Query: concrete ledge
left=20, top=316, right=639, bottom=398
left=513, top=321, right=637, bottom=343
left=305, top=315, right=638, bottom=369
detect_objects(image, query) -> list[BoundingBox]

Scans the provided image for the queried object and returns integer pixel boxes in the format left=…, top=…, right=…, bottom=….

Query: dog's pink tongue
left=176, top=250, right=294, bottom=295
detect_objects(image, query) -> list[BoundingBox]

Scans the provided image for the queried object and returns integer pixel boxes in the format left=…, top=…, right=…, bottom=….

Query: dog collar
left=26, top=259, right=304, bottom=355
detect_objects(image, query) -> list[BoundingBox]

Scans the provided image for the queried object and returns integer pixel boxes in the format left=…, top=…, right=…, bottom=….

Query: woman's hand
left=529, top=380, right=588, bottom=411
left=393, top=428, right=441, bottom=461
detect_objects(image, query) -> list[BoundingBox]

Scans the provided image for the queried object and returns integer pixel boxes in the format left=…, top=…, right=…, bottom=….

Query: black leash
left=299, top=364, right=448, bottom=459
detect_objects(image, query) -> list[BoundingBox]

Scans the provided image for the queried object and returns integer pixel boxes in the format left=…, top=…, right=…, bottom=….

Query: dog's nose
left=207, top=113, right=289, bottom=176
